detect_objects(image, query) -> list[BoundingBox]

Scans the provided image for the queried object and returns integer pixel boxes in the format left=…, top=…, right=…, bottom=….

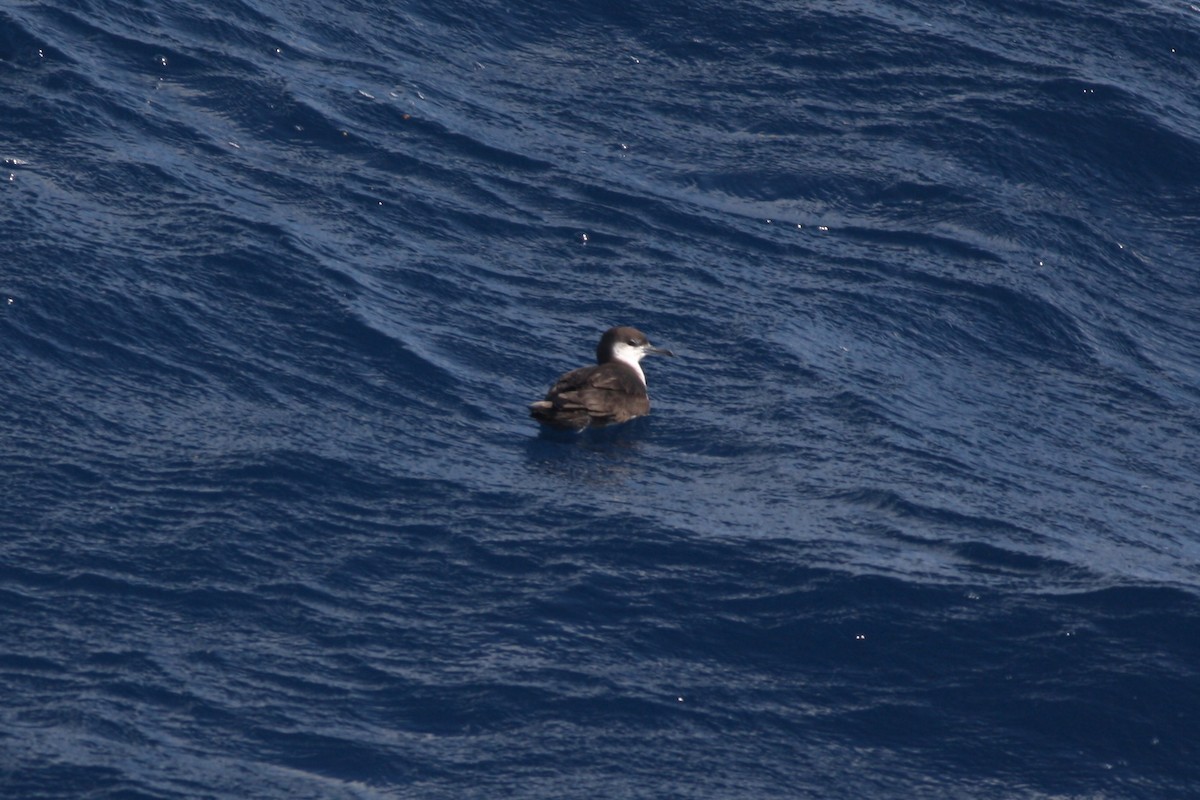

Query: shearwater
left=530, top=326, right=674, bottom=430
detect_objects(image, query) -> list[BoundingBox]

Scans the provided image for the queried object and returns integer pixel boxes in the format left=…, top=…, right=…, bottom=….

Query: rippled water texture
left=3, top=0, right=1200, bottom=797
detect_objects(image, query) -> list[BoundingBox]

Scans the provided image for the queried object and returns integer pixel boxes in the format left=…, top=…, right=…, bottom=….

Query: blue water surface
left=3, top=0, right=1200, bottom=797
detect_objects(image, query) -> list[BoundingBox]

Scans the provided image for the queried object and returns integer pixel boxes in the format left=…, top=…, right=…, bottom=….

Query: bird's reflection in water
left=522, top=418, right=651, bottom=487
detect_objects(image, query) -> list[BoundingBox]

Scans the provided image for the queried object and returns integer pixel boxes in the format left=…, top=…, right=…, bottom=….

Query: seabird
left=530, top=326, right=674, bottom=430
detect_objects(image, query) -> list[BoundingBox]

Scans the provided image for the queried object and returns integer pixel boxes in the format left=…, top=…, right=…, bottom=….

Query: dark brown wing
left=530, top=364, right=650, bottom=428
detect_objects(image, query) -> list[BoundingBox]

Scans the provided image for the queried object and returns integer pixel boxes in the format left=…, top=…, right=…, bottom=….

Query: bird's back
left=530, top=362, right=650, bottom=429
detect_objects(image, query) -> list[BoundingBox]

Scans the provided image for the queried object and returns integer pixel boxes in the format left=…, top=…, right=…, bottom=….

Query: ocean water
left=3, top=0, right=1200, bottom=797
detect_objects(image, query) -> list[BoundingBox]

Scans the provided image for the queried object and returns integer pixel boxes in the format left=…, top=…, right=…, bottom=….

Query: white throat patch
left=610, top=341, right=647, bottom=385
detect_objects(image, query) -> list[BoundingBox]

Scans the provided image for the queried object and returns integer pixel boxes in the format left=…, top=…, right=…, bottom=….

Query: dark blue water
left=4, top=0, right=1200, bottom=797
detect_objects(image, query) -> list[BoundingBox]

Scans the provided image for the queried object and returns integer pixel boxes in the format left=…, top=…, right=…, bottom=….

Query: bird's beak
left=645, top=344, right=675, bottom=357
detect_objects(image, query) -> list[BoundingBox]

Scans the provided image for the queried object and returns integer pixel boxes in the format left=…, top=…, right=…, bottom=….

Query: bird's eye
left=627, top=339, right=637, bottom=346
